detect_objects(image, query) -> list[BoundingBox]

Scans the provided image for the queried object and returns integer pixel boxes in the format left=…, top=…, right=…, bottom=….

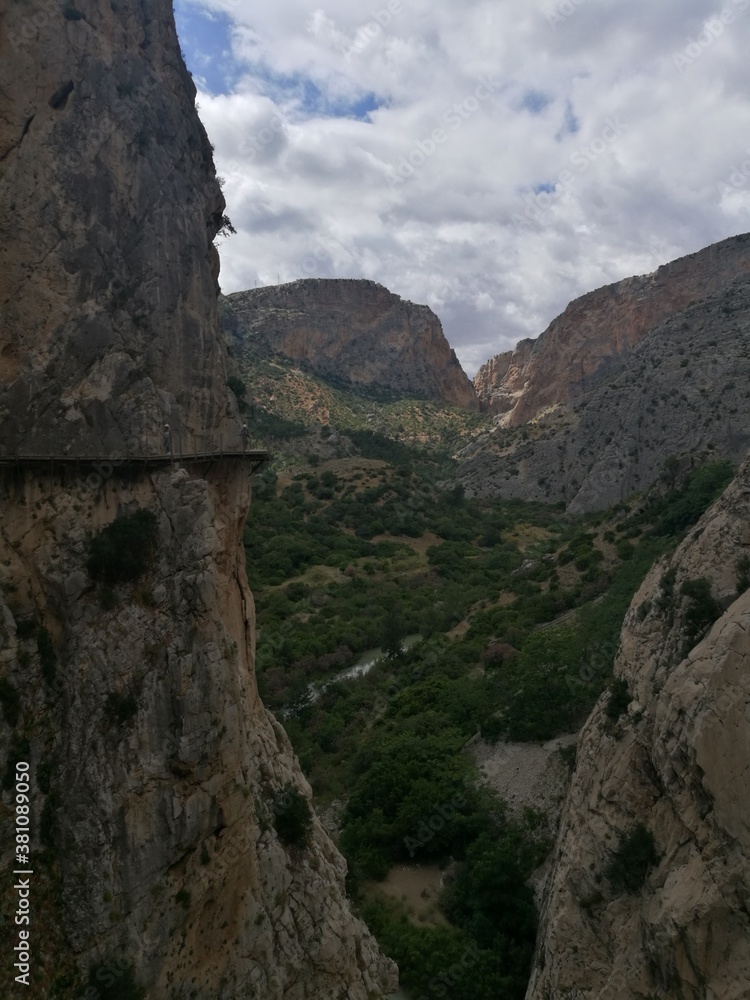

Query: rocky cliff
left=458, top=271, right=750, bottom=512
left=0, top=3, right=395, bottom=997
left=527, top=460, right=750, bottom=1000
left=222, top=279, right=479, bottom=409
left=0, top=0, right=232, bottom=457
left=474, top=233, right=750, bottom=424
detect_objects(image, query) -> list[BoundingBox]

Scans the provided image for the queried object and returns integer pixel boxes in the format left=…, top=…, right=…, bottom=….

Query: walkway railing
left=0, top=450, right=269, bottom=475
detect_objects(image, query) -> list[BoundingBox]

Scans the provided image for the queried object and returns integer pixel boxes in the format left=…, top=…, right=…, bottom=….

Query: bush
left=680, top=577, right=721, bottom=647
left=606, top=824, right=659, bottom=892
left=87, top=510, right=158, bottom=585
left=86, top=961, right=146, bottom=1000
left=0, top=677, right=20, bottom=726
left=104, top=691, right=138, bottom=726
left=605, top=678, right=630, bottom=720
left=272, top=784, right=312, bottom=848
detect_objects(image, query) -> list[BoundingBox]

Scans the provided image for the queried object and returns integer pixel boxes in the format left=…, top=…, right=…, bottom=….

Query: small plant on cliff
left=680, top=577, right=722, bottom=649
left=605, top=678, right=630, bottom=720
left=87, top=510, right=158, bottom=586
left=736, top=554, right=750, bottom=596
left=86, top=960, right=146, bottom=1000
left=272, top=783, right=312, bottom=849
left=104, top=691, right=139, bottom=726
left=606, top=824, right=659, bottom=893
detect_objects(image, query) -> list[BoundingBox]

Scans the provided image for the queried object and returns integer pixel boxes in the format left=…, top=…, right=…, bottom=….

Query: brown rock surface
left=0, top=0, right=233, bottom=457
left=0, top=3, right=396, bottom=997
left=222, top=279, right=479, bottom=408
left=474, top=234, right=750, bottom=424
left=526, top=460, right=750, bottom=999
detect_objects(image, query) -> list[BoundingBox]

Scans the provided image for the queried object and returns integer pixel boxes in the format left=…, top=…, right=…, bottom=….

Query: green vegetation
left=86, top=961, right=146, bottom=1000
left=0, top=677, right=20, bottom=726
left=104, top=691, right=139, bottom=726
left=242, top=395, right=734, bottom=1000
left=680, top=577, right=722, bottom=648
left=605, top=824, right=660, bottom=893
left=606, top=678, right=631, bottom=720
left=272, top=784, right=313, bottom=848
left=87, top=510, right=158, bottom=586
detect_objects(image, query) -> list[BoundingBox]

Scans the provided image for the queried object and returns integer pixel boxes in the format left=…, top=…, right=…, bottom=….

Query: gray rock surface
left=458, top=276, right=750, bottom=512
left=527, top=459, right=750, bottom=999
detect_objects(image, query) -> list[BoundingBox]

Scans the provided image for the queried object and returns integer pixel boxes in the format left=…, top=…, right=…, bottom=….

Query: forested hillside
left=243, top=386, right=734, bottom=1000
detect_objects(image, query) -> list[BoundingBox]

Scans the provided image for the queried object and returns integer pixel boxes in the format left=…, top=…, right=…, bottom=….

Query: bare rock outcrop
left=458, top=273, right=750, bottom=512
left=0, top=0, right=232, bottom=457
left=527, top=459, right=750, bottom=999
left=0, top=463, right=395, bottom=998
left=222, top=279, right=479, bottom=409
left=474, top=233, right=750, bottom=424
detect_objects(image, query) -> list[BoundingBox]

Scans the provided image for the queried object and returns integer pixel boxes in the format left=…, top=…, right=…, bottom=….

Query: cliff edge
left=527, top=459, right=750, bottom=999
left=0, top=3, right=396, bottom=997
left=223, top=279, right=479, bottom=409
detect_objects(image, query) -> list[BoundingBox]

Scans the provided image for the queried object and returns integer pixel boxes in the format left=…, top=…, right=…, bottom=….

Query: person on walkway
left=241, top=423, right=250, bottom=452
left=162, top=423, right=171, bottom=453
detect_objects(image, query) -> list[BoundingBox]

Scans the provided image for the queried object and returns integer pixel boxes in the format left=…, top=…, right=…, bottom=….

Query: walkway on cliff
left=0, top=450, right=269, bottom=476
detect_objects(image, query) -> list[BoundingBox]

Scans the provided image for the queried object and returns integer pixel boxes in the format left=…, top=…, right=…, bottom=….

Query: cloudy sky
left=174, top=0, right=750, bottom=376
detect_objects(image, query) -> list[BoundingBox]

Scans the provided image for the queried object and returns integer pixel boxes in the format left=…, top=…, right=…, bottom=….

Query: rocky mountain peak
left=222, top=278, right=479, bottom=409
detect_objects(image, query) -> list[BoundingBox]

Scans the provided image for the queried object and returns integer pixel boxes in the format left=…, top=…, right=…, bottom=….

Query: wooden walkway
left=0, top=450, right=269, bottom=475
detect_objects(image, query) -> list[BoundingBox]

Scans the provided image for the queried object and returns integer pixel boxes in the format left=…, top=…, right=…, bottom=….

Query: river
left=283, top=634, right=423, bottom=716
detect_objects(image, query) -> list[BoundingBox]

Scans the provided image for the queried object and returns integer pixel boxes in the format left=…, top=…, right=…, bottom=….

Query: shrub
left=272, top=784, right=312, bottom=848
left=104, top=691, right=138, bottom=726
left=605, top=678, right=630, bottom=720
left=0, top=677, right=20, bottom=726
left=680, top=577, right=721, bottom=647
left=86, top=961, right=146, bottom=1000
left=87, top=510, right=158, bottom=585
left=606, top=824, right=659, bottom=893
left=736, top=555, right=750, bottom=595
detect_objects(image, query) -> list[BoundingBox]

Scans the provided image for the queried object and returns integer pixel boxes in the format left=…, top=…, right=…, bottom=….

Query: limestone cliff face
left=0, top=464, right=395, bottom=998
left=0, top=2, right=395, bottom=997
left=527, top=460, right=750, bottom=1000
left=222, top=279, right=479, bottom=408
left=458, top=273, right=750, bottom=512
left=0, top=0, right=232, bottom=457
left=474, top=233, right=750, bottom=424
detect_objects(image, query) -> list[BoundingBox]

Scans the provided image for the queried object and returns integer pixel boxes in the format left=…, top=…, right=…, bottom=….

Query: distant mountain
left=474, top=233, right=750, bottom=424
left=459, top=236, right=750, bottom=512
left=221, top=279, right=479, bottom=409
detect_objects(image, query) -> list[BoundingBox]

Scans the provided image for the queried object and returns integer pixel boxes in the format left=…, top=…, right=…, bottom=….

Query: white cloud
left=177, top=0, right=750, bottom=376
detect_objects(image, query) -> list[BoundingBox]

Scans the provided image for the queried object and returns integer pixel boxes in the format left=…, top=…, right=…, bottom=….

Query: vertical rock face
left=527, top=461, right=750, bottom=999
left=474, top=234, right=750, bottom=423
left=0, top=0, right=232, bottom=456
left=0, top=3, right=396, bottom=997
left=223, top=279, right=479, bottom=408
left=457, top=274, right=750, bottom=512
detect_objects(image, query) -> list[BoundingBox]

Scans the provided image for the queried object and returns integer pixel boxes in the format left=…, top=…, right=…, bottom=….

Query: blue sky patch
left=174, top=1, right=238, bottom=95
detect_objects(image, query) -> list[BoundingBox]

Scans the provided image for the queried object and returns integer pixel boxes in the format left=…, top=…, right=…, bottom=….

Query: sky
left=173, top=0, right=750, bottom=377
